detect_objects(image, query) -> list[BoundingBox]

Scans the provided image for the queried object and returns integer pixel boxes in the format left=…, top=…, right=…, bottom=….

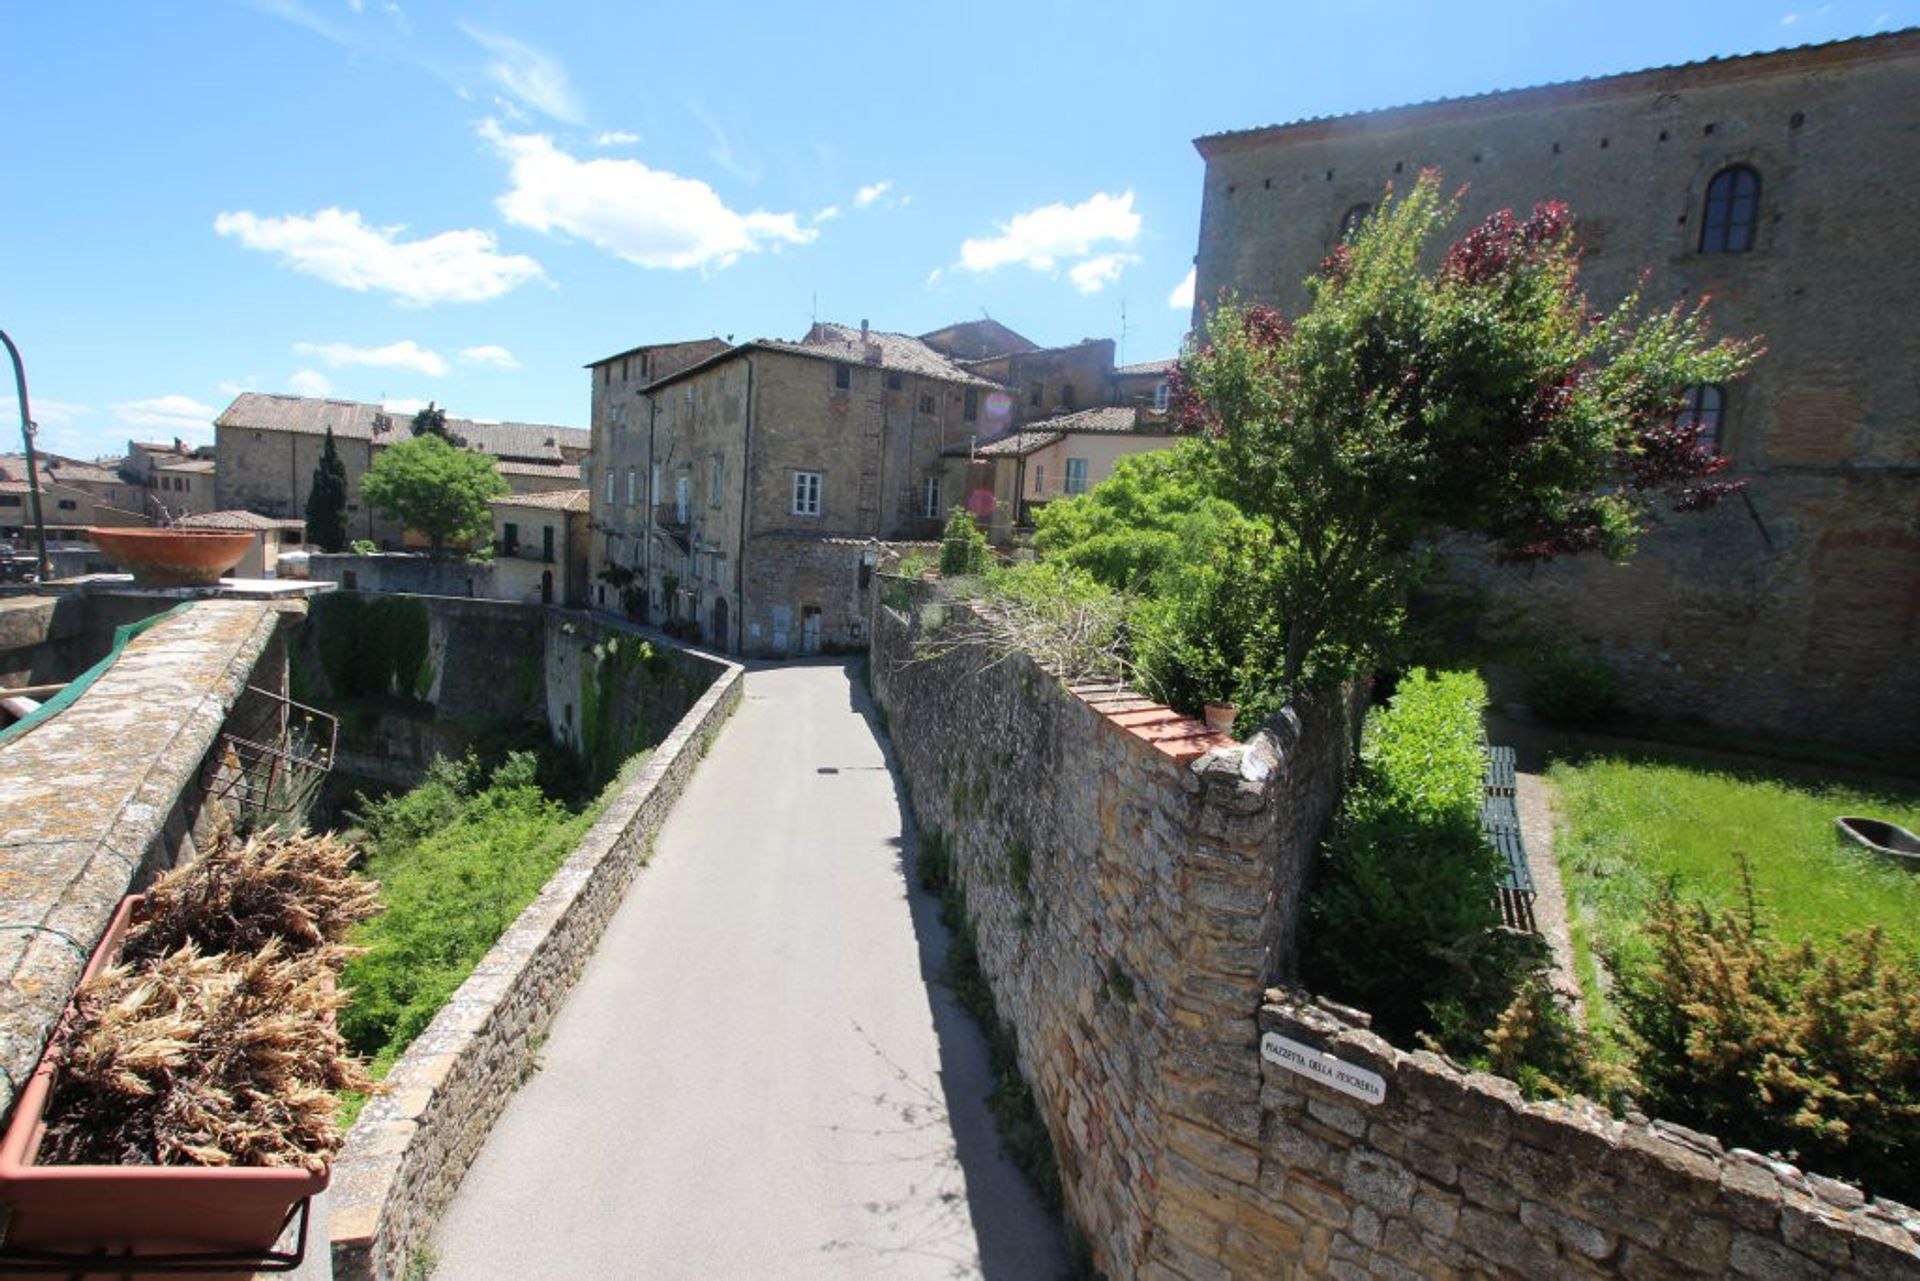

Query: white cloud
left=111, top=395, right=220, bottom=434
left=460, top=344, right=519, bottom=370
left=593, top=130, right=641, bottom=147
left=855, top=180, right=892, bottom=207
left=812, top=205, right=841, bottom=225
left=1168, top=267, right=1196, bottom=311
left=462, top=23, right=584, bottom=124
left=214, top=208, right=545, bottom=306
left=289, top=368, right=334, bottom=396
left=1068, top=253, right=1140, bottom=295
left=294, top=339, right=449, bottom=377
left=1780, top=11, right=1800, bottom=23
left=958, top=191, right=1142, bottom=277
left=382, top=397, right=428, bottom=415
left=480, top=120, right=816, bottom=271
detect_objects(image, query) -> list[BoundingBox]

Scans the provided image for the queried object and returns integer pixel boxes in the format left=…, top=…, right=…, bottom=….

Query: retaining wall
left=329, top=648, right=741, bottom=1281
left=872, top=589, right=1920, bottom=1277
left=872, top=593, right=1361, bottom=1276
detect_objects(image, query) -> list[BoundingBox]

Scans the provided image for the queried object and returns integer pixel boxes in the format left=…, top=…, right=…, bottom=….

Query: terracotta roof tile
left=490, top=488, right=590, bottom=514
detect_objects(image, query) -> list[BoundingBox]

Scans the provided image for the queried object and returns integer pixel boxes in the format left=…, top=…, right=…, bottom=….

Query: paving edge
left=327, top=657, right=744, bottom=1281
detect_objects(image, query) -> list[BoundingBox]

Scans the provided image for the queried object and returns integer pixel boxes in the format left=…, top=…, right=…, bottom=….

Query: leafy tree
left=938, top=507, right=989, bottom=576
left=359, top=434, right=506, bottom=551
left=1030, top=442, right=1252, bottom=594
left=1174, top=171, right=1759, bottom=695
left=410, top=400, right=453, bottom=442
left=304, top=426, right=349, bottom=553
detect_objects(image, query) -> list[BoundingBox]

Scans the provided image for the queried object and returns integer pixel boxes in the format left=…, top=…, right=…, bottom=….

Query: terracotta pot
left=0, top=897, right=326, bottom=1278
left=87, top=527, right=253, bottom=587
left=1203, top=701, right=1238, bottom=736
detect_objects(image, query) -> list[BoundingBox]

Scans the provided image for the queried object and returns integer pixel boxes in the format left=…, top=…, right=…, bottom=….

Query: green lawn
left=1551, top=759, right=1920, bottom=992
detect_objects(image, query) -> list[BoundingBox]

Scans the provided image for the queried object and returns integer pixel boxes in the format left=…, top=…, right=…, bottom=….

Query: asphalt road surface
left=430, top=659, right=1065, bottom=1280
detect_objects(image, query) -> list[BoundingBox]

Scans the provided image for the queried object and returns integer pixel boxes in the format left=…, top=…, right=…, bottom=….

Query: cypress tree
left=305, top=426, right=349, bottom=552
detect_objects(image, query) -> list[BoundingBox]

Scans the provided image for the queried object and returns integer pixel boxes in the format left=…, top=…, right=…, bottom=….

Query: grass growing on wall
left=917, top=828, right=1064, bottom=1213
left=340, top=750, right=642, bottom=1077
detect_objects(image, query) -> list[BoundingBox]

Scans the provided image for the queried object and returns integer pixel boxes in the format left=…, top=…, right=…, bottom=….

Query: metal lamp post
left=0, top=329, right=52, bottom=581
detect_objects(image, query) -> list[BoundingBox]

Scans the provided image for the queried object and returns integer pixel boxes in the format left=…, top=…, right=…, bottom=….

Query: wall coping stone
left=328, top=650, right=743, bottom=1281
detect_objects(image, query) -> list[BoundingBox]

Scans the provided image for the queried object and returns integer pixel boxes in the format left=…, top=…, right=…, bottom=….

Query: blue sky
left=2, top=0, right=1910, bottom=460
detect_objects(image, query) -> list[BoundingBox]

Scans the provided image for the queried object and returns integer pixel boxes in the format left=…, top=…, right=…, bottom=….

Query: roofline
left=581, top=336, right=729, bottom=370
left=642, top=339, right=1005, bottom=394
left=1195, top=28, right=1919, bottom=157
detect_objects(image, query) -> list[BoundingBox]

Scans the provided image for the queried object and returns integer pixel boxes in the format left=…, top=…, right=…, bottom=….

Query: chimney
left=860, top=319, right=869, bottom=342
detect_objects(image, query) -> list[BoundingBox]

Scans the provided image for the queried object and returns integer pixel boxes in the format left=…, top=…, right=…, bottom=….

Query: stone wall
left=293, top=594, right=714, bottom=792
left=329, top=653, right=742, bottom=1281
left=1247, top=996, right=1920, bottom=1278
left=873, top=589, right=1920, bottom=1276
left=306, top=552, right=498, bottom=601
left=872, top=591, right=1361, bottom=1276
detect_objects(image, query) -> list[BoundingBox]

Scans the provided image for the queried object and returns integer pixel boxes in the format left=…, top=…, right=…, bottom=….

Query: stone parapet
left=1250, top=995, right=1920, bottom=1277
left=328, top=650, right=741, bottom=1281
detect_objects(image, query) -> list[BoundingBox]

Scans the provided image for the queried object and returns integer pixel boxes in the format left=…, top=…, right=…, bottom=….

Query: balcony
left=651, top=503, right=690, bottom=534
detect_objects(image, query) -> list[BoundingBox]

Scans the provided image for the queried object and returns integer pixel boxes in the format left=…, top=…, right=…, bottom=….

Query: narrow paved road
left=431, top=660, right=1064, bottom=1280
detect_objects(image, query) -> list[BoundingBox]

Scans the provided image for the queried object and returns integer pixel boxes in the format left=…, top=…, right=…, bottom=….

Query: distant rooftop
left=490, top=488, right=590, bottom=514
left=216, top=394, right=586, bottom=463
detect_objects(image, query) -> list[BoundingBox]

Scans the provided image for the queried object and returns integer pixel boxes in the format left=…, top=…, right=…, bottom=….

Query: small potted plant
left=1203, top=700, right=1238, bottom=736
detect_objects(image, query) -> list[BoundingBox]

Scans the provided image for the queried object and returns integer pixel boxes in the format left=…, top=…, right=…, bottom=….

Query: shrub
left=938, top=508, right=989, bottom=577
left=341, top=752, right=603, bottom=1072
left=1618, top=863, right=1920, bottom=1203
left=1127, top=522, right=1295, bottom=723
left=1524, top=644, right=1623, bottom=727
left=1304, top=669, right=1506, bottom=1040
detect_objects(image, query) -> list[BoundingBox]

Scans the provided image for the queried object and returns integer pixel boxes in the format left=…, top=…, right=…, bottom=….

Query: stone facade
left=489, top=489, right=588, bottom=608
left=588, top=326, right=1002, bottom=653
left=872, top=587, right=1920, bottom=1276
left=329, top=639, right=741, bottom=1281
left=587, top=321, right=1184, bottom=653
left=1190, top=30, right=1920, bottom=750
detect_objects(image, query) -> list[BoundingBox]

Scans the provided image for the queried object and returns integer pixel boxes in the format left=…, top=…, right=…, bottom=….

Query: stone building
left=489, top=488, right=590, bottom=608
left=214, top=394, right=587, bottom=549
left=587, top=324, right=1001, bottom=653
left=1190, top=29, right=1920, bottom=750
left=946, top=405, right=1183, bottom=544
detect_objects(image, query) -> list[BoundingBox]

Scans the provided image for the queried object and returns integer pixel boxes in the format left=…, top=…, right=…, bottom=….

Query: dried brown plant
left=121, top=830, right=380, bottom=965
left=43, top=941, right=374, bottom=1170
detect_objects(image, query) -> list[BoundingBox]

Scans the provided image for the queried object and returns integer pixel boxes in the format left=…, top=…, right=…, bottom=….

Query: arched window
left=1339, top=202, right=1373, bottom=240
left=1699, top=165, right=1760, bottom=254
left=1676, top=384, right=1725, bottom=453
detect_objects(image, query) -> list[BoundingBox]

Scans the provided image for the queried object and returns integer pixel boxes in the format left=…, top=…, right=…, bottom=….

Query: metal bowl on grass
left=1835, top=816, right=1920, bottom=870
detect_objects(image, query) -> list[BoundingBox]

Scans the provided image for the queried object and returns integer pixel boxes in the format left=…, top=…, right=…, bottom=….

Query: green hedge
left=1304, top=668, right=1504, bottom=1038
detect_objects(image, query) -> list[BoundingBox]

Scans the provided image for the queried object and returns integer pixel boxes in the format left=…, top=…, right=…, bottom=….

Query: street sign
left=1261, top=1032, right=1386, bottom=1105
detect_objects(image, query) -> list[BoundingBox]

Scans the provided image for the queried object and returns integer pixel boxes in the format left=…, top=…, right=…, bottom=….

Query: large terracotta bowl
left=88, top=527, right=253, bottom=586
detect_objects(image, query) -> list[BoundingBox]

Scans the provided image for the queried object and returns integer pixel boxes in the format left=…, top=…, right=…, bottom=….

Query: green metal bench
left=1482, top=748, right=1536, bottom=932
